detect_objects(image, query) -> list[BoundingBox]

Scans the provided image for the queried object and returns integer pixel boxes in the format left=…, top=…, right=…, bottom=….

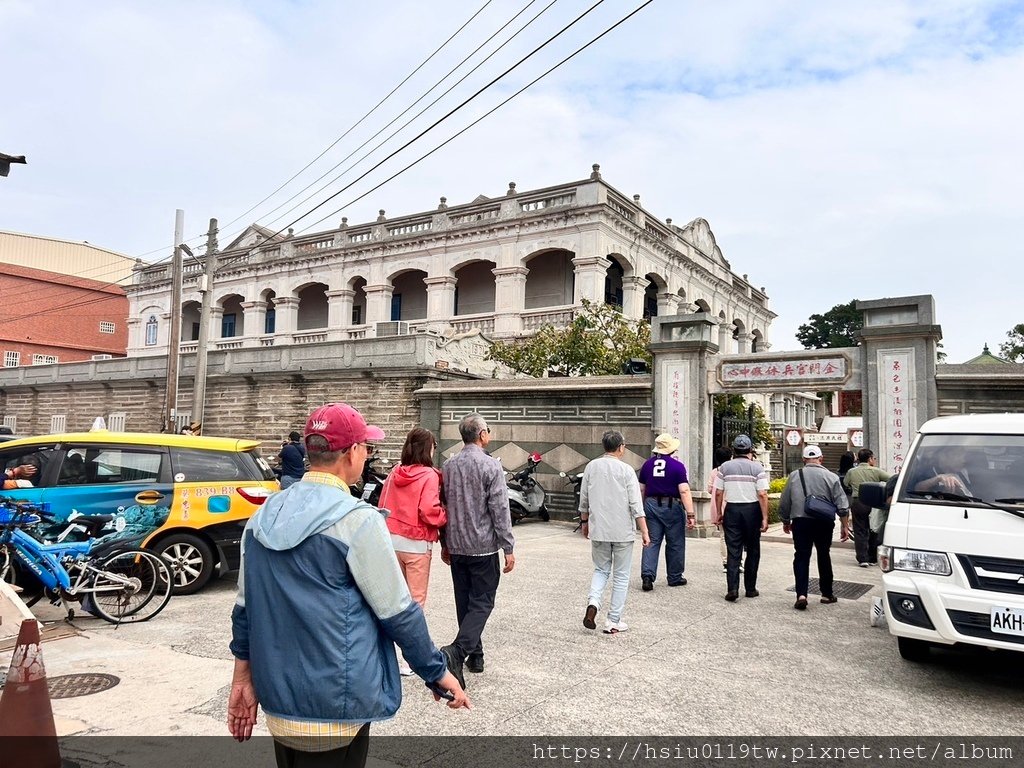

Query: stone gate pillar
left=649, top=313, right=719, bottom=534
left=857, top=295, right=942, bottom=473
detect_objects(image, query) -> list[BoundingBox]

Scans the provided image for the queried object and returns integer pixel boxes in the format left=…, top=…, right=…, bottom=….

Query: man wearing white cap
left=638, top=433, right=696, bottom=591
left=779, top=444, right=851, bottom=610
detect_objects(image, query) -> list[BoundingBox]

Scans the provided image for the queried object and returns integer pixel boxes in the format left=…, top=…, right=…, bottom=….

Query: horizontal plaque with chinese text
left=719, top=357, right=847, bottom=386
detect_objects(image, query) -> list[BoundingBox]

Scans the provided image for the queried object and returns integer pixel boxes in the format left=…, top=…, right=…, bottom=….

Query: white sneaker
left=603, top=620, right=629, bottom=634
left=858, top=562, right=870, bottom=568
left=399, top=661, right=414, bottom=676
left=722, top=563, right=727, bottom=573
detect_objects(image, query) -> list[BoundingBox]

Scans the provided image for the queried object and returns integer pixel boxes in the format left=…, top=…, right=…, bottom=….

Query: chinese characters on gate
left=669, top=365, right=682, bottom=438
left=880, top=351, right=914, bottom=473
left=719, top=357, right=848, bottom=386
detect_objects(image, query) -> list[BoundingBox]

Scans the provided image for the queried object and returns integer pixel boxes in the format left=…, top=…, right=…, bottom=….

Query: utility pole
left=192, top=218, right=218, bottom=429
left=164, top=210, right=185, bottom=432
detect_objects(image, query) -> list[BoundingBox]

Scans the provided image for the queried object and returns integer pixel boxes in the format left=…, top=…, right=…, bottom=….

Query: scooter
left=506, top=452, right=550, bottom=524
left=351, top=452, right=389, bottom=507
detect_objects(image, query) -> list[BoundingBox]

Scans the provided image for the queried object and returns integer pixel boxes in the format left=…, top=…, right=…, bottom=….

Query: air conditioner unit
left=91, top=354, right=113, bottom=360
left=375, top=321, right=409, bottom=337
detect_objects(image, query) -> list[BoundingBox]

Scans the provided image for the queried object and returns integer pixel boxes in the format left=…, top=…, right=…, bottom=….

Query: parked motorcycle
left=351, top=452, right=389, bottom=507
left=506, top=452, right=550, bottom=524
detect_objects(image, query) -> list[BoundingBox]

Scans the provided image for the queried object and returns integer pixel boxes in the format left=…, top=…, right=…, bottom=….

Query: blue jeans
left=640, top=498, right=686, bottom=583
left=280, top=474, right=303, bottom=489
left=588, top=541, right=634, bottom=622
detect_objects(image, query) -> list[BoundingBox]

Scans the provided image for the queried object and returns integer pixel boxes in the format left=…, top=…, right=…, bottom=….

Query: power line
left=299, top=0, right=657, bottom=234
left=0, top=244, right=185, bottom=310
left=216, top=0, right=497, bottom=235
left=4, top=1, right=658, bottom=330
left=236, top=0, right=553, bottom=239
left=123, top=1, right=498, bottom=263
left=246, top=0, right=612, bottom=250
left=0, top=252, right=177, bottom=327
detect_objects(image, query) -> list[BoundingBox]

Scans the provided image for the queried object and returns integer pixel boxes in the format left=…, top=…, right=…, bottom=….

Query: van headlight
left=879, top=545, right=951, bottom=576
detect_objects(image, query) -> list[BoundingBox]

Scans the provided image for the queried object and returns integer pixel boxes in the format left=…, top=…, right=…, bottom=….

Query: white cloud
left=1, top=0, right=1022, bottom=360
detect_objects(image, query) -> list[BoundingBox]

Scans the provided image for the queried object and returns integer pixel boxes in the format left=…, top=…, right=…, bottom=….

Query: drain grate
left=47, top=673, right=120, bottom=699
left=787, top=579, right=874, bottom=600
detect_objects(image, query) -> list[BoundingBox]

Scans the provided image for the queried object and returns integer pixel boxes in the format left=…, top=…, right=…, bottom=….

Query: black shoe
left=583, top=604, right=598, bottom=630
left=794, top=597, right=808, bottom=610
left=725, top=591, right=738, bottom=602
left=668, top=577, right=688, bottom=587
left=641, top=577, right=653, bottom=592
left=745, top=589, right=759, bottom=598
left=439, top=644, right=465, bottom=691
left=820, top=595, right=838, bottom=604
left=466, top=654, right=484, bottom=674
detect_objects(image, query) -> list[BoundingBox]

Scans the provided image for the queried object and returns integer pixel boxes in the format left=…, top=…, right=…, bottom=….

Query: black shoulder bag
left=799, top=468, right=839, bottom=522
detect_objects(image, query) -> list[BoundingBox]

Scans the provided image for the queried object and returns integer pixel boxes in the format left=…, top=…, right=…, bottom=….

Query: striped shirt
left=714, top=458, right=769, bottom=503
left=264, top=471, right=363, bottom=752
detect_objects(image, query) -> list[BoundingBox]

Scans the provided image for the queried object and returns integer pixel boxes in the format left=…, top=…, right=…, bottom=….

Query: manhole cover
left=47, top=673, right=120, bottom=699
left=787, top=579, right=873, bottom=600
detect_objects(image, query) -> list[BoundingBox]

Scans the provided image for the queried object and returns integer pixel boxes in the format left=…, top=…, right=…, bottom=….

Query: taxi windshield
left=899, top=434, right=1024, bottom=506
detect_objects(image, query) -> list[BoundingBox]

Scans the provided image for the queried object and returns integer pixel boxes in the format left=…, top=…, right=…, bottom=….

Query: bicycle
left=0, top=499, right=172, bottom=624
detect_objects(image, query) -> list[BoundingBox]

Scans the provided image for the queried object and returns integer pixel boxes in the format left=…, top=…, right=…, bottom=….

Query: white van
left=862, top=414, right=1024, bottom=661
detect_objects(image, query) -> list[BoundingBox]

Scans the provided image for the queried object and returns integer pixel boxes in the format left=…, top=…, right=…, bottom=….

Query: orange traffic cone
left=0, top=618, right=63, bottom=768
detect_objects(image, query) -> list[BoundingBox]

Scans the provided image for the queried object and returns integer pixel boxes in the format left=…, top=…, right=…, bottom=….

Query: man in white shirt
left=714, top=434, right=769, bottom=602
left=578, top=431, right=650, bottom=634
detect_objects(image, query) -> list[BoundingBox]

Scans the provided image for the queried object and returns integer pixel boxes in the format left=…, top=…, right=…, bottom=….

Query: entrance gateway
left=649, top=295, right=942, bottom=527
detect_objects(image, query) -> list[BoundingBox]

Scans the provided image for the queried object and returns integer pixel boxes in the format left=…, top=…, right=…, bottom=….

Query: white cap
left=802, top=445, right=823, bottom=459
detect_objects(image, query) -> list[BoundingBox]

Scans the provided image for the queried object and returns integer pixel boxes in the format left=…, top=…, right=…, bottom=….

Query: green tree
left=999, top=324, right=1024, bottom=363
left=713, top=394, right=774, bottom=449
left=795, top=300, right=862, bottom=349
left=486, top=299, right=651, bottom=377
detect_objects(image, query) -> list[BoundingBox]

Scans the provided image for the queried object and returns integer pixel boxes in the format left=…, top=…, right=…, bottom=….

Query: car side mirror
left=859, top=482, right=887, bottom=508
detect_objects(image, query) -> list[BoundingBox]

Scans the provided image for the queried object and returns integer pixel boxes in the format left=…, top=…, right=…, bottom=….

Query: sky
left=2, top=0, right=1023, bottom=362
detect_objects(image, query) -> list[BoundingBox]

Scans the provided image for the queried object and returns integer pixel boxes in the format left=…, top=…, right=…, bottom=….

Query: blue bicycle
left=0, top=499, right=172, bottom=624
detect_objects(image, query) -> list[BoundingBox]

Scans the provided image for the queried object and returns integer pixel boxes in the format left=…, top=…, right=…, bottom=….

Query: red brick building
left=0, top=262, right=129, bottom=367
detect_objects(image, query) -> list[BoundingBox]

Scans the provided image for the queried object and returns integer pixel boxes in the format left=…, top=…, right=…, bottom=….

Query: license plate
left=361, top=483, right=377, bottom=501
left=990, top=606, right=1024, bottom=637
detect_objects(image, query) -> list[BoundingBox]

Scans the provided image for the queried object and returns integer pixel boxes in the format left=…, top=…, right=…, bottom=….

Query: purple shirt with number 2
left=638, top=454, right=689, bottom=497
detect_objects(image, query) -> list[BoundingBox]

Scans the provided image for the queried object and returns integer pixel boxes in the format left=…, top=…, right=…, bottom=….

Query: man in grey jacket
left=440, top=413, right=515, bottom=688
left=779, top=444, right=851, bottom=610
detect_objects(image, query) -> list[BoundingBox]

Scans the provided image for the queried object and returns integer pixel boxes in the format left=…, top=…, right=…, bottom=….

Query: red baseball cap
left=304, top=403, right=385, bottom=452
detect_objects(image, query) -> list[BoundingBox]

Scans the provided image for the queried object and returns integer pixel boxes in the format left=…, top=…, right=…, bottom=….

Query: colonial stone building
left=126, top=167, right=776, bottom=358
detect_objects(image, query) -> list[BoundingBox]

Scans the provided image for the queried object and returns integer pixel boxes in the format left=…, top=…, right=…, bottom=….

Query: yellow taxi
left=0, top=431, right=279, bottom=594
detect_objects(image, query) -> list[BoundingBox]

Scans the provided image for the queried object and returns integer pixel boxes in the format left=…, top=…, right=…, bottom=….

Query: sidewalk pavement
left=6, top=522, right=1022, bottom=744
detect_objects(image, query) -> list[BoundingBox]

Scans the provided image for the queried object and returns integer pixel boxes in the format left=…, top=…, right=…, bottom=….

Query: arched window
left=145, top=316, right=158, bottom=346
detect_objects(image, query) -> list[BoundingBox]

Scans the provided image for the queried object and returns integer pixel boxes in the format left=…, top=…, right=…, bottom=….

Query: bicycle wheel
left=0, top=544, right=44, bottom=607
left=88, top=549, right=172, bottom=624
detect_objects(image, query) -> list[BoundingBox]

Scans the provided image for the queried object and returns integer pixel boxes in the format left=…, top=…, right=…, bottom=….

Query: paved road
left=11, top=522, right=1024, bottom=739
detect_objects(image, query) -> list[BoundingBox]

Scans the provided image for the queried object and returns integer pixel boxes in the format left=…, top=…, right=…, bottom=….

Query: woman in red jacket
left=379, top=427, right=447, bottom=610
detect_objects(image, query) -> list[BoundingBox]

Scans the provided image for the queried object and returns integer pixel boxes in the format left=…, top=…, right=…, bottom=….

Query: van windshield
left=899, top=434, right=1024, bottom=507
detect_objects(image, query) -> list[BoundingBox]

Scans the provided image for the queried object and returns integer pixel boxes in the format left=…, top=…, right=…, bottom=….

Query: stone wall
left=0, top=336, right=473, bottom=460
left=416, top=376, right=654, bottom=520
left=936, top=364, right=1024, bottom=416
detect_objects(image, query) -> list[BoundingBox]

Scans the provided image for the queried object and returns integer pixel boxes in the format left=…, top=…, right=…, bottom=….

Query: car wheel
left=154, top=533, right=215, bottom=596
left=897, top=636, right=931, bottom=662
